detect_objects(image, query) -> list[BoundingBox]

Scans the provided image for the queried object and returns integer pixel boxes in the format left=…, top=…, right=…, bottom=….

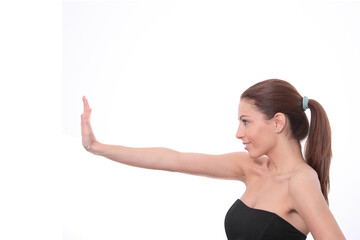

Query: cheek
left=261, top=131, right=277, bottom=152
left=250, top=126, right=275, bottom=152
left=248, top=124, right=268, bottom=141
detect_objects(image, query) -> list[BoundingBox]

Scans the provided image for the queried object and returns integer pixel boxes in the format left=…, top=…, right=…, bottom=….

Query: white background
left=0, top=0, right=359, bottom=240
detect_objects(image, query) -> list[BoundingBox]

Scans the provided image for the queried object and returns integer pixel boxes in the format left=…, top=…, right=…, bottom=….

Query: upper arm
left=289, top=171, right=346, bottom=240
left=175, top=151, right=252, bottom=181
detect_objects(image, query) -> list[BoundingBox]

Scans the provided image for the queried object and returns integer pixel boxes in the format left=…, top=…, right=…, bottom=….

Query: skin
left=81, top=96, right=346, bottom=239
left=236, top=99, right=346, bottom=239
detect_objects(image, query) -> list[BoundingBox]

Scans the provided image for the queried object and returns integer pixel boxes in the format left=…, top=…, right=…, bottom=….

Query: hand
left=81, top=96, right=98, bottom=152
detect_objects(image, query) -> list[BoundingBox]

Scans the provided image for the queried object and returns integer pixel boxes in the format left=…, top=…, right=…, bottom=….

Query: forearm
left=91, top=142, right=180, bottom=171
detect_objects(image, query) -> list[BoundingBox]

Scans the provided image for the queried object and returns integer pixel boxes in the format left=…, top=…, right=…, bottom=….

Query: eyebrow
left=238, top=115, right=251, bottom=120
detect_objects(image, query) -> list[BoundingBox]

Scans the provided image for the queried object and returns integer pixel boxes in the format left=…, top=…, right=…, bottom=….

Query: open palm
left=81, top=96, right=98, bottom=152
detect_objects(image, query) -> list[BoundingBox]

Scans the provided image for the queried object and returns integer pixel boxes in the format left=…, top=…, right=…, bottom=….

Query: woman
left=81, top=79, right=345, bottom=239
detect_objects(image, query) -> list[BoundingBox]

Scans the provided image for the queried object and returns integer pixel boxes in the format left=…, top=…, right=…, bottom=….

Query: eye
left=242, top=120, right=249, bottom=126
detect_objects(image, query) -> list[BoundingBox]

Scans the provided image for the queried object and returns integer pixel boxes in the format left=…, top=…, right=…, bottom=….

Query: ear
left=273, top=112, right=287, bottom=133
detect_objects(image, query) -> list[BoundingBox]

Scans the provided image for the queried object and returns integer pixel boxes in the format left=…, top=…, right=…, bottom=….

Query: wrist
left=90, top=141, right=103, bottom=155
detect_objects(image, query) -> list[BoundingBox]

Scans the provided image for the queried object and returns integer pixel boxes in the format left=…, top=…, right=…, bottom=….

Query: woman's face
left=236, top=100, right=276, bottom=158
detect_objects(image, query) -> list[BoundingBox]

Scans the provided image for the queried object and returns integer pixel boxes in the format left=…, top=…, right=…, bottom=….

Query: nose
left=236, top=123, right=245, bottom=139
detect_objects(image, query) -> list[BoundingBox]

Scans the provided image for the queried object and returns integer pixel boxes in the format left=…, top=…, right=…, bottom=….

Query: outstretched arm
left=81, top=96, right=248, bottom=181
left=91, top=144, right=246, bottom=180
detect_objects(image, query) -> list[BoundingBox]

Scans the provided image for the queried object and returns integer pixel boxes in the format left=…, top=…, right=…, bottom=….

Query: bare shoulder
left=218, top=151, right=266, bottom=182
left=289, top=166, right=321, bottom=193
left=211, top=152, right=271, bottom=183
left=238, top=154, right=270, bottom=182
left=221, top=151, right=260, bottom=165
left=223, top=151, right=258, bottom=173
left=288, top=166, right=323, bottom=207
left=288, top=165, right=346, bottom=239
left=177, top=151, right=259, bottom=181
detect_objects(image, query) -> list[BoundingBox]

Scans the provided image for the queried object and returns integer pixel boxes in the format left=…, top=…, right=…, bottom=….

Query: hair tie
left=302, top=96, right=309, bottom=111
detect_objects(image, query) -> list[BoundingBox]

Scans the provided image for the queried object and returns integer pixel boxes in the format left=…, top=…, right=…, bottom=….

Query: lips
left=243, top=142, right=251, bottom=150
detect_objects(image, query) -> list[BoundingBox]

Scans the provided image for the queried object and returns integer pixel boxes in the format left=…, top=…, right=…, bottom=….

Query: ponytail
left=305, top=99, right=332, bottom=204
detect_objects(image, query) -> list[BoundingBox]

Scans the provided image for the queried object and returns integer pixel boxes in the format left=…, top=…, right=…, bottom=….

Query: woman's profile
left=81, top=79, right=345, bottom=239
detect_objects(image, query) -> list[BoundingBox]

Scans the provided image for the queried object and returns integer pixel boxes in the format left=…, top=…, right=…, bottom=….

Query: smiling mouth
left=243, top=142, right=251, bottom=150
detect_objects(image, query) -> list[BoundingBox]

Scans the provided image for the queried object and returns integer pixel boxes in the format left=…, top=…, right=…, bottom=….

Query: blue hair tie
left=302, top=96, right=309, bottom=111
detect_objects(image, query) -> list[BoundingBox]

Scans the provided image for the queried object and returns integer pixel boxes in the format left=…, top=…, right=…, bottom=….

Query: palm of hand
left=81, top=96, right=97, bottom=151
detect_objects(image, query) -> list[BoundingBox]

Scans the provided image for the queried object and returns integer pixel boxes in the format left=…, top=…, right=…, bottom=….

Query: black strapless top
left=225, top=199, right=307, bottom=240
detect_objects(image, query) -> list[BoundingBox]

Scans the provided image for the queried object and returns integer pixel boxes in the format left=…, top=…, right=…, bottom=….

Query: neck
left=266, top=136, right=305, bottom=175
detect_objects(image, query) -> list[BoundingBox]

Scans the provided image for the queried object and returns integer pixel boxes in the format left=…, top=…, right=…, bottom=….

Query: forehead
left=238, top=99, right=262, bottom=117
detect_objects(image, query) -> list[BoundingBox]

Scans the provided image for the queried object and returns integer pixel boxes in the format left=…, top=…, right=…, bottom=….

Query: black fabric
left=224, top=199, right=307, bottom=240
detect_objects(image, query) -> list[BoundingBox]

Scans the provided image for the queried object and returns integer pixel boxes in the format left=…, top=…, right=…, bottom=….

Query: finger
left=81, top=113, right=86, bottom=126
left=84, top=97, right=91, bottom=115
left=82, top=96, right=91, bottom=119
left=83, top=96, right=87, bottom=114
left=81, top=114, right=92, bottom=134
left=81, top=114, right=85, bottom=134
left=89, top=108, right=92, bottom=120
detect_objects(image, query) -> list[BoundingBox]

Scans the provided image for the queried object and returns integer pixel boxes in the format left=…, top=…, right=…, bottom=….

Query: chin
left=248, top=151, right=258, bottom=159
left=247, top=149, right=265, bottom=159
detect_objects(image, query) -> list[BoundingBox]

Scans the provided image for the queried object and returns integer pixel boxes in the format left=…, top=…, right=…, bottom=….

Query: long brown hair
left=241, top=79, right=332, bottom=204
